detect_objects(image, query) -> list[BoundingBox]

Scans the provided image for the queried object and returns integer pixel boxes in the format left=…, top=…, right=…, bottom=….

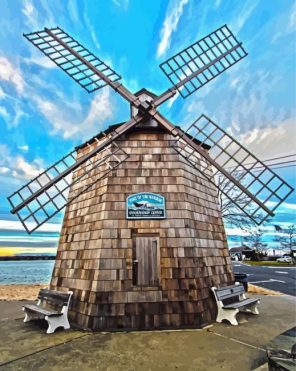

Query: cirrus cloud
left=33, top=88, right=114, bottom=139
left=0, top=144, right=43, bottom=180
left=157, top=0, right=189, bottom=58
left=0, top=56, right=25, bottom=94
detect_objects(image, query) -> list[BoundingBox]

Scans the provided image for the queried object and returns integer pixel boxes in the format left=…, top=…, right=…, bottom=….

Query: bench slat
left=215, top=284, right=243, bottom=292
left=223, top=298, right=259, bottom=309
left=38, top=289, right=71, bottom=306
left=23, top=304, right=62, bottom=317
left=215, top=284, right=245, bottom=300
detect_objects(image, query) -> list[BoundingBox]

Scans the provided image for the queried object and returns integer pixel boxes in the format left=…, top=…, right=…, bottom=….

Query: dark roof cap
left=134, top=88, right=157, bottom=98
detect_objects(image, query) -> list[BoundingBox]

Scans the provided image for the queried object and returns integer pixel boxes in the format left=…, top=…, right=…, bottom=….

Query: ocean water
left=0, top=260, right=55, bottom=284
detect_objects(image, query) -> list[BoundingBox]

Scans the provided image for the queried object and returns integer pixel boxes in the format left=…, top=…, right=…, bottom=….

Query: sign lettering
left=126, top=193, right=166, bottom=219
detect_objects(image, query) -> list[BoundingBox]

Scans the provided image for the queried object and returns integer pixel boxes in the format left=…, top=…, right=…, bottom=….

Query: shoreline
left=0, top=256, right=55, bottom=261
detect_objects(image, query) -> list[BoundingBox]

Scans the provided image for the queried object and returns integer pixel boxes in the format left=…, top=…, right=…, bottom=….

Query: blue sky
left=0, top=0, right=295, bottom=254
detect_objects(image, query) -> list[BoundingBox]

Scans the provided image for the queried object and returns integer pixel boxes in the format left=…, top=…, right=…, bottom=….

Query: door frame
left=132, top=233, right=160, bottom=288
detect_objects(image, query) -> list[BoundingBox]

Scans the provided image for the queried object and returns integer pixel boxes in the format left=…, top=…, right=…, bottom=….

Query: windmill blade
left=8, top=144, right=129, bottom=234
left=149, top=110, right=294, bottom=225
left=24, top=27, right=120, bottom=93
left=173, top=114, right=294, bottom=225
left=24, top=27, right=137, bottom=104
left=7, top=116, right=142, bottom=233
left=158, top=25, right=247, bottom=100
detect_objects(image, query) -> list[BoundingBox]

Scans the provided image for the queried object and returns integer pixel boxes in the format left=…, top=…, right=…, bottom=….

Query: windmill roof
left=75, top=121, right=211, bottom=151
left=229, top=246, right=253, bottom=253
left=134, top=88, right=157, bottom=98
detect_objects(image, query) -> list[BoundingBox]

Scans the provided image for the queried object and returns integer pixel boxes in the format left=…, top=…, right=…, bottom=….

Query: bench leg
left=250, top=304, right=259, bottom=315
left=45, top=315, right=70, bottom=334
left=217, top=309, right=239, bottom=326
left=23, top=308, right=33, bottom=323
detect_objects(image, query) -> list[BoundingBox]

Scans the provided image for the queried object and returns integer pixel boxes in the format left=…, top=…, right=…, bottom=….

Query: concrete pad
left=0, top=294, right=294, bottom=370
left=0, top=300, right=31, bottom=322
left=0, top=302, right=85, bottom=366
left=1, top=329, right=264, bottom=371
left=209, top=295, right=296, bottom=349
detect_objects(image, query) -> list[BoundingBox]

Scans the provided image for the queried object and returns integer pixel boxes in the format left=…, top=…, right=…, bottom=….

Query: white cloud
left=67, top=0, right=80, bottom=25
left=273, top=2, right=296, bottom=42
left=23, top=55, right=56, bottom=69
left=0, top=56, right=25, bottom=94
left=82, top=11, right=101, bottom=52
left=0, top=144, right=43, bottom=180
left=266, top=201, right=296, bottom=212
left=18, top=145, right=29, bottom=152
left=167, top=91, right=180, bottom=108
left=112, top=0, right=129, bottom=10
left=0, top=220, right=61, bottom=233
left=0, top=86, right=5, bottom=99
left=22, top=0, right=39, bottom=28
left=11, top=105, right=27, bottom=128
left=34, top=88, right=114, bottom=139
left=0, top=103, right=27, bottom=128
left=83, top=90, right=113, bottom=128
left=157, top=0, right=189, bottom=58
left=289, top=2, right=296, bottom=29
left=282, top=203, right=296, bottom=211
left=231, top=0, right=259, bottom=34
left=0, top=106, right=9, bottom=119
left=183, top=68, right=292, bottom=147
left=13, top=156, right=43, bottom=179
left=238, top=118, right=296, bottom=160
left=22, top=0, right=34, bottom=19
left=0, top=166, right=9, bottom=174
left=121, top=78, right=140, bottom=94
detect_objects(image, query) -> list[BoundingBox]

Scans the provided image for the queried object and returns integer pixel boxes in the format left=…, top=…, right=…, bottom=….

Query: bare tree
left=219, top=191, right=257, bottom=230
left=243, top=228, right=268, bottom=259
left=273, top=224, right=296, bottom=255
left=217, top=175, right=266, bottom=230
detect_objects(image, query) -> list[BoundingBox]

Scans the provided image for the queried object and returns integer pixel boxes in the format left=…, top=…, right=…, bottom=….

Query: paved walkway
left=0, top=294, right=295, bottom=370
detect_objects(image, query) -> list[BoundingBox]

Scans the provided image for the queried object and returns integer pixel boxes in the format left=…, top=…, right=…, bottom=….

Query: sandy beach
left=0, top=283, right=280, bottom=302
left=0, top=284, right=48, bottom=301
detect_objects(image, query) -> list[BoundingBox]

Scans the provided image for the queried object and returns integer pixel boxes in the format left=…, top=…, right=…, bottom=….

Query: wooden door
left=133, top=235, right=159, bottom=286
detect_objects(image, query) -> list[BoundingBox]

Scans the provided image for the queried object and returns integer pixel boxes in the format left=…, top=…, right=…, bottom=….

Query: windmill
left=8, top=25, right=294, bottom=330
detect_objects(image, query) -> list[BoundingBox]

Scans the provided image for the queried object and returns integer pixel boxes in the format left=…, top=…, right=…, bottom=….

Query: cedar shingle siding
left=50, top=128, right=233, bottom=331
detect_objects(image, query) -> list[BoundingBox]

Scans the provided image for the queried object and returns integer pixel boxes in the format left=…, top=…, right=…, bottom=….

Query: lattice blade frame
left=24, top=27, right=121, bottom=93
left=174, top=114, right=294, bottom=225
left=8, top=144, right=129, bottom=234
left=160, top=25, right=247, bottom=98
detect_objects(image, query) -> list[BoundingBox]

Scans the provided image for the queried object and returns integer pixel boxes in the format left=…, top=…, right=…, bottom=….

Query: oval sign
left=126, top=193, right=166, bottom=219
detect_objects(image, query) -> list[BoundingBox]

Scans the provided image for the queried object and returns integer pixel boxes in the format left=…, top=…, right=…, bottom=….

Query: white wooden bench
left=22, top=289, right=73, bottom=334
left=212, top=284, right=260, bottom=326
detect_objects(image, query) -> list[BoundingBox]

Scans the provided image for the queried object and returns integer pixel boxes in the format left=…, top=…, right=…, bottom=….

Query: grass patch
left=244, top=261, right=295, bottom=267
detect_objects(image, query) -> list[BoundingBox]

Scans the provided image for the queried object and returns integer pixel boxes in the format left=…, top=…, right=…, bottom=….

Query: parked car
left=276, top=256, right=293, bottom=263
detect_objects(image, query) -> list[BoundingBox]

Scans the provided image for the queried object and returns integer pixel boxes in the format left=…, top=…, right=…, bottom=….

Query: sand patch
left=0, top=284, right=48, bottom=301
left=248, top=284, right=282, bottom=296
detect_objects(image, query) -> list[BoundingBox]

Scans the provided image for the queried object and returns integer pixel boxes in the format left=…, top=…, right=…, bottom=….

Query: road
left=232, top=261, right=296, bottom=296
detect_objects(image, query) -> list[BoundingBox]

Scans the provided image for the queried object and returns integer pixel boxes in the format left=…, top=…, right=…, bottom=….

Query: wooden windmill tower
left=8, top=25, right=293, bottom=331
